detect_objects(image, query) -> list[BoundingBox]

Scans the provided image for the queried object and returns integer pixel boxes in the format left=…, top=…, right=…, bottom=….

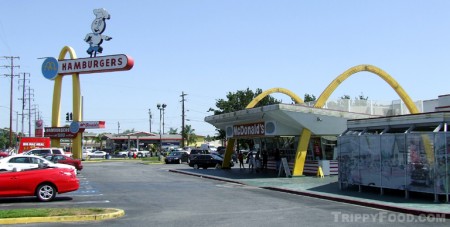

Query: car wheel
left=215, top=163, right=222, bottom=169
left=138, top=153, right=143, bottom=158
left=193, top=164, right=199, bottom=169
left=36, top=183, right=56, bottom=202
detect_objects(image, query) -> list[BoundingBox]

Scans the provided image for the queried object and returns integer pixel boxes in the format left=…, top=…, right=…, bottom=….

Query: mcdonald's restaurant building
left=205, top=103, right=372, bottom=176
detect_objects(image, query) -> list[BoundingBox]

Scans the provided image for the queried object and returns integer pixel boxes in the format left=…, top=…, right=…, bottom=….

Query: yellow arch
left=232, top=64, right=425, bottom=176
left=292, top=64, right=424, bottom=176
left=222, top=88, right=303, bottom=168
left=315, top=64, right=419, bottom=113
left=51, top=46, right=83, bottom=159
left=246, top=87, right=304, bottom=108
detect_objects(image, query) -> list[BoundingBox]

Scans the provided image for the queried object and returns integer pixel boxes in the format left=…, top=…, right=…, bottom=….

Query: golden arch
left=222, top=88, right=302, bottom=167
left=51, top=46, right=83, bottom=159
left=292, top=64, right=421, bottom=176
left=246, top=87, right=304, bottom=108
left=314, top=64, right=419, bottom=113
left=225, top=64, right=424, bottom=176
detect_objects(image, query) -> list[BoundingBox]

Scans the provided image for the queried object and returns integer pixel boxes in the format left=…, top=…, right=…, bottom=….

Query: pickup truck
left=119, top=149, right=150, bottom=158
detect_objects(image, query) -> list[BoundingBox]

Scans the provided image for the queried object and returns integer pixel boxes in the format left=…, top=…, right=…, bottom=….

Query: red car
left=0, top=166, right=79, bottom=202
left=44, top=154, right=83, bottom=171
left=0, top=151, right=8, bottom=158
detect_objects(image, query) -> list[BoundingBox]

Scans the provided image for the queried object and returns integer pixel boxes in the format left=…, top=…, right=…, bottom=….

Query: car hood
left=49, top=163, right=76, bottom=170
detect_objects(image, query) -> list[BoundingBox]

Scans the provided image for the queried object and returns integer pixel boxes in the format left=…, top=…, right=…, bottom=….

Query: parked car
left=165, top=151, right=189, bottom=164
left=0, top=165, right=79, bottom=202
left=117, top=150, right=129, bottom=158
left=82, top=150, right=93, bottom=160
left=188, top=154, right=234, bottom=169
left=216, top=146, right=226, bottom=154
left=0, top=151, right=8, bottom=158
left=88, top=150, right=107, bottom=159
left=24, top=147, right=66, bottom=157
left=0, top=155, right=77, bottom=173
left=44, top=154, right=83, bottom=171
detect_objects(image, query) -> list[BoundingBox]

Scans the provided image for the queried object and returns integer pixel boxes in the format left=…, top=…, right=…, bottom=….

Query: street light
left=157, top=103, right=167, bottom=154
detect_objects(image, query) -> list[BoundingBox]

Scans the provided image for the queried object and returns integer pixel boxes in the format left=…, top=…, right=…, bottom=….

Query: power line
left=1, top=56, right=19, bottom=147
left=180, top=91, right=187, bottom=147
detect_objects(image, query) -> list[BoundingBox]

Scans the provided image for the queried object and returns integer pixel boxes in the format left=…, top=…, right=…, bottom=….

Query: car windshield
left=211, top=154, right=223, bottom=160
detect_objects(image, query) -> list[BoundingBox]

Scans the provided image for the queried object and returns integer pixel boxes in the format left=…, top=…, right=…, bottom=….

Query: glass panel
left=381, top=134, right=407, bottom=190
left=359, top=135, right=381, bottom=186
left=406, top=133, right=434, bottom=193
left=436, top=133, right=449, bottom=195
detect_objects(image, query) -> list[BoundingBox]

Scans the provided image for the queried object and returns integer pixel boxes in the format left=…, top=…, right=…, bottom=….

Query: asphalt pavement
left=169, top=166, right=450, bottom=218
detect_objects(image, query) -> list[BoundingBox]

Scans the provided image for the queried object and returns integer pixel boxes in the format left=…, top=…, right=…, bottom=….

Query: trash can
left=105, top=153, right=110, bottom=159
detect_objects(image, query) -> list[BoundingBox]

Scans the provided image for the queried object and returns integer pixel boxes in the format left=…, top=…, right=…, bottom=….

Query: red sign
left=44, top=127, right=85, bottom=138
left=18, top=137, right=51, bottom=153
left=80, top=121, right=105, bottom=129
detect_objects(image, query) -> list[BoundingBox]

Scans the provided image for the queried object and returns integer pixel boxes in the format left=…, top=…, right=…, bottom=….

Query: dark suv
left=188, top=154, right=234, bottom=169
left=188, top=149, right=209, bottom=163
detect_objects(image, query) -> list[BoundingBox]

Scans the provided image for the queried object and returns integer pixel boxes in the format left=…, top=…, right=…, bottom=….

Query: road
left=1, top=161, right=448, bottom=226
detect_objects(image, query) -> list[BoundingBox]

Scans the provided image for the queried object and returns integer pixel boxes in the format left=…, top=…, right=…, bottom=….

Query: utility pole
left=180, top=91, right=187, bottom=148
left=27, top=87, right=34, bottom=137
left=18, top=73, right=30, bottom=136
left=148, top=109, right=152, bottom=133
left=1, top=56, right=20, bottom=148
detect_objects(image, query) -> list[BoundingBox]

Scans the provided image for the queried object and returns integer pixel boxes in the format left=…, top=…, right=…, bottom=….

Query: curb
left=169, top=169, right=450, bottom=219
left=0, top=208, right=125, bottom=225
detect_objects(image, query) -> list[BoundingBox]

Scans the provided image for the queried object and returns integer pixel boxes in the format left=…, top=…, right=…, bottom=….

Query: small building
left=338, top=95, right=450, bottom=202
left=205, top=103, right=373, bottom=175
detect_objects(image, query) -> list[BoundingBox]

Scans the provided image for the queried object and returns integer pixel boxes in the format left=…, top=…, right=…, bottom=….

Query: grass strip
left=0, top=208, right=112, bottom=219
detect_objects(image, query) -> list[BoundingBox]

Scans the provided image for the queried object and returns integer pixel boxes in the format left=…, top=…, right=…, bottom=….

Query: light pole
left=157, top=103, right=167, bottom=154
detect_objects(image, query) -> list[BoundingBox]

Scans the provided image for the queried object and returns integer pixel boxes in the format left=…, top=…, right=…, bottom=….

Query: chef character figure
left=84, top=8, right=112, bottom=57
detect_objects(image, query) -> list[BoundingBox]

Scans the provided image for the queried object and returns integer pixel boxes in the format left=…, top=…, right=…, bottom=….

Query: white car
left=0, top=155, right=77, bottom=173
left=88, top=150, right=107, bottom=159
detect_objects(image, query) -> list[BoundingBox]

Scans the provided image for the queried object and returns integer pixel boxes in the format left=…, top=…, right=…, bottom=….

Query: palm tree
left=183, top=125, right=196, bottom=147
left=93, top=133, right=106, bottom=150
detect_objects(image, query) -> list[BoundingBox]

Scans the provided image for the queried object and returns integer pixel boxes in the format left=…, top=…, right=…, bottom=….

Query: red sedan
left=0, top=151, right=8, bottom=158
left=0, top=166, right=79, bottom=202
left=44, top=154, right=83, bottom=171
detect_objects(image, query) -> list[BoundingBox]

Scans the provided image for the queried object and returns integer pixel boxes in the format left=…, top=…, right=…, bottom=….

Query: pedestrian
left=255, top=151, right=261, bottom=172
left=274, top=148, right=281, bottom=172
left=238, top=151, right=245, bottom=169
left=262, top=150, right=268, bottom=170
left=248, top=151, right=255, bottom=171
left=128, top=150, right=132, bottom=159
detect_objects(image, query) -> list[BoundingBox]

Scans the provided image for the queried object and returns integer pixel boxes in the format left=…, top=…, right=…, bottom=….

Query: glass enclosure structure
left=338, top=112, right=450, bottom=202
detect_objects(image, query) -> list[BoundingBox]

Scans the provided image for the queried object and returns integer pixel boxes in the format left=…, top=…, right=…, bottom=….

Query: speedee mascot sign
left=41, top=8, right=134, bottom=159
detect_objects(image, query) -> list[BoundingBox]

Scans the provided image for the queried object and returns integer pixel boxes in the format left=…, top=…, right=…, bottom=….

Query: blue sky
left=1, top=1, right=450, bottom=137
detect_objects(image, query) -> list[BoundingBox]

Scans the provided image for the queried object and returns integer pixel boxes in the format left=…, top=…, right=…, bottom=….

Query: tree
left=121, top=129, right=135, bottom=135
left=93, top=133, right=106, bottom=150
left=183, top=125, right=197, bottom=147
left=208, top=88, right=281, bottom=116
left=168, top=128, right=178, bottom=135
left=304, top=93, right=316, bottom=103
left=0, top=128, right=9, bottom=149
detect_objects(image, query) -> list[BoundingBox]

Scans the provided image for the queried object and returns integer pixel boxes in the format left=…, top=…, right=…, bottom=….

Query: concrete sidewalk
left=169, top=167, right=450, bottom=218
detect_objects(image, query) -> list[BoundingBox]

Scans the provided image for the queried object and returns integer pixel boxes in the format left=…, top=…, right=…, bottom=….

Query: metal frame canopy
left=205, top=104, right=373, bottom=137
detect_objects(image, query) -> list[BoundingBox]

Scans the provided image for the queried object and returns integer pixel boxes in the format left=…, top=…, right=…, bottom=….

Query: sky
left=1, top=1, right=450, bottom=137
